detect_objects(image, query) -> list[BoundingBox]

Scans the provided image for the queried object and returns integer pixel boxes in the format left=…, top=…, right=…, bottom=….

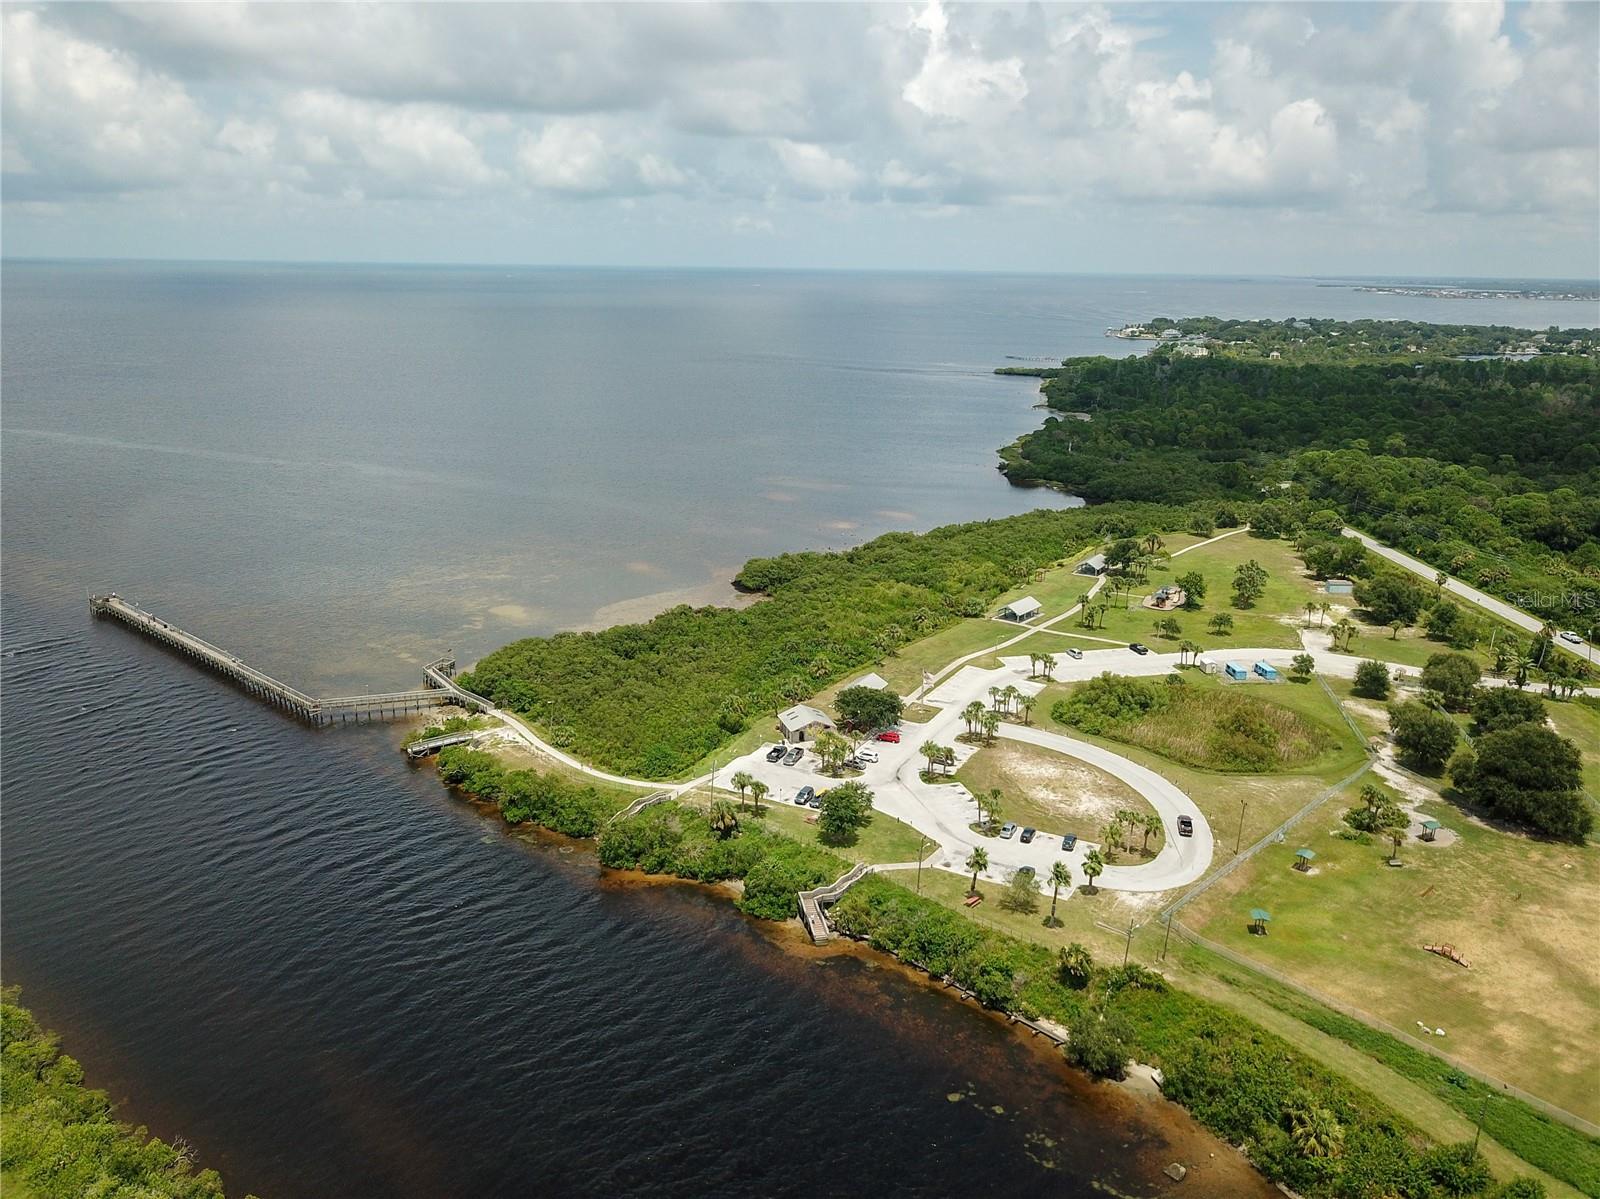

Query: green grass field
left=1186, top=780, right=1600, bottom=1122
left=722, top=793, right=933, bottom=865
left=990, top=544, right=1098, bottom=619
left=1546, top=700, right=1600, bottom=798
left=875, top=617, right=1024, bottom=693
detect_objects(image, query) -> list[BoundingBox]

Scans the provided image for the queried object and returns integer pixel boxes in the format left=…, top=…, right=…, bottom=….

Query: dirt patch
left=962, top=740, right=1144, bottom=830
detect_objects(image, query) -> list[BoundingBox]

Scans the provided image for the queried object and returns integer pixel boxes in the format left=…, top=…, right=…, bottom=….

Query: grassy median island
left=1051, top=672, right=1346, bottom=773
left=1, top=989, right=243, bottom=1199
left=955, top=739, right=1144, bottom=835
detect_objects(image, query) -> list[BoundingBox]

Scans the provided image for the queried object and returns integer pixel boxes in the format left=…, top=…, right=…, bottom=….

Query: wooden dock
left=90, top=593, right=480, bottom=726
left=798, top=862, right=874, bottom=943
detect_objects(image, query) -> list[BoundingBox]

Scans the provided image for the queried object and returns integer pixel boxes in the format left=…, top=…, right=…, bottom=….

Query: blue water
left=3, top=262, right=1593, bottom=1198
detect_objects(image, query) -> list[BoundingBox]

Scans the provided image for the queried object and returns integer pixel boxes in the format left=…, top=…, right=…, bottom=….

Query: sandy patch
left=763, top=491, right=798, bottom=503
left=487, top=602, right=540, bottom=623
left=577, top=570, right=758, bottom=631
left=624, top=561, right=665, bottom=577
left=973, top=741, right=1142, bottom=828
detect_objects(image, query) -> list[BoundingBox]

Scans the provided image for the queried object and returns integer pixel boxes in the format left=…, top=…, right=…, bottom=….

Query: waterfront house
left=998, top=596, right=1042, bottom=622
left=1076, top=553, right=1108, bottom=576
left=777, top=704, right=835, bottom=744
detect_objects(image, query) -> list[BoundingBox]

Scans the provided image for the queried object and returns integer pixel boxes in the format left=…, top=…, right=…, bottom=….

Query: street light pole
left=1122, top=918, right=1135, bottom=968
left=1235, top=798, right=1248, bottom=854
left=916, top=835, right=930, bottom=894
left=1160, top=912, right=1174, bottom=961
left=1472, top=1089, right=1491, bottom=1155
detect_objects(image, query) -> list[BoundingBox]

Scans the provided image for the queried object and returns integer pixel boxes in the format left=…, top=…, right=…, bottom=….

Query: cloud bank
left=4, top=2, right=1595, bottom=274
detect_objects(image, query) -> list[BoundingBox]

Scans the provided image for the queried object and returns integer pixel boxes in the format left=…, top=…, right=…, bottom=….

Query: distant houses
left=998, top=595, right=1042, bottom=622
left=777, top=704, right=835, bottom=744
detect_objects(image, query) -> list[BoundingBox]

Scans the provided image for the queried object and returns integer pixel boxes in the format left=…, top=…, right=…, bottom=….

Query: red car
left=876, top=730, right=901, bottom=743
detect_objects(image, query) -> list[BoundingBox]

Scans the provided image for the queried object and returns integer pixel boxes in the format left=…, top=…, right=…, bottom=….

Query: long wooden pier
left=90, top=593, right=487, bottom=726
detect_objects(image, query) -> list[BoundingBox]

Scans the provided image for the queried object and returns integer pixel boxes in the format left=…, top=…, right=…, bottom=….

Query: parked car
left=765, top=744, right=787, bottom=762
left=782, top=746, right=805, bottom=766
left=807, top=792, right=823, bottom=809
left=795, top=786, right=815, bottom=805
left=1016, top=866, right=1036, bottom=880
left=855, top=746, right=879, bottom=764
left=999, top=822, right=1018, bottom=839
left=1019, top=827, right=1036, bottom=844
left=1177, top=815, right=1194, bottom=837
left=1560, top=630, right=1583, bottom=644
left=1061, top=832, right=1077, bottom=851
left=1064, top=647, right=1084, bottom=659
left=1129, top=642, right=1150, bottom=655
left=876, top=730, right=901, bottom=743
left=843, top=757, right=861, bottom=770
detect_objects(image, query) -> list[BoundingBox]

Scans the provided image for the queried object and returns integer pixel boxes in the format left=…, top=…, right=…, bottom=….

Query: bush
left=1420, top=652, right=1482, bottom=711
left=1470, top=687, right=1545, bottom=735
left=835, top=686, right=904, bottom=732
left=1451, top=723, right=1591, bottom=842
left=1353, top=658, right=1391, bottom=699
left=1389, top=700, right=1459, bottom=773
left=1065, top=1006, right=1132, bottom=1080
left=1422, top=1142, right=1493, bottom=1196
left=1051, top=672, right=1169, bottom=734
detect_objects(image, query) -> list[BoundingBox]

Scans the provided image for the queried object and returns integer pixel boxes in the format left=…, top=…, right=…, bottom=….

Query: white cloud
left=772, top=139, right=861, bottom=195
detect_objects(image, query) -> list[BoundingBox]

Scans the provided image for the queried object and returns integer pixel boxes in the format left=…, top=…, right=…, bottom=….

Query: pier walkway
left=90, top=593, right=483, bottom=726
left=798, top=862, right=874, bottom=943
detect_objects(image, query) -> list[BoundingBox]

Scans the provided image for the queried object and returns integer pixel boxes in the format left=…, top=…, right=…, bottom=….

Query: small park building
left=998, top=596, right=1042, bottom=622
left=777, top=704, right=835, bottom=744
left=1076, top=554, right=1108, bottom=576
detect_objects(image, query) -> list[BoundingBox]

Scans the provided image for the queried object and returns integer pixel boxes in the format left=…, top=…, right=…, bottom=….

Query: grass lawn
left=1185, top=781, right=1600, bottom=1122
left=1086, top=596, right=1304, bottom=650
left=486, top=741, right=653, bottom=806
left=875, top=617, right=1024, bottom=693
left=991, top=545, right=1098, bottom=619
left=721, top=794, right=933, bottom=865
left=1033, top=677, right=1370, bottom=854
left=881, top=864, right=1150, bottom=964
left=1546, top=700, right=1600, bottom=798
left=954, top=739, right=1147, bottom=843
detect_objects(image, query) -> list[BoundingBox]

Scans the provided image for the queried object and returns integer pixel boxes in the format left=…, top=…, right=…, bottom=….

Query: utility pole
left=1471, top=1089, right=1491, bottom=1154
left=916, top=835, right=930, bottom=894
left=1122, top=917, right=1135, bottom=968
left=1160, top=912, right=1174, bottom=961
left=1235, top=797, right=1248, bottom=855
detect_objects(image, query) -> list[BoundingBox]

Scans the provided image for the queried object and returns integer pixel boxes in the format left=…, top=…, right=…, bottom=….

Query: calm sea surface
left=4, top=263, right=1594, bottom=1197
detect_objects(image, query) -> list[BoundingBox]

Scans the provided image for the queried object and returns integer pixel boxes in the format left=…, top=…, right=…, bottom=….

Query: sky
left=3, top=1, right=1597, bottom=277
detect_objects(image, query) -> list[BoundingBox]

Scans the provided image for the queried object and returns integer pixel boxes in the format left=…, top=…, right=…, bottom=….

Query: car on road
left=782, top=746, right=805, bottom=766
left=1129, top=642, right=1150, bottom=655
left=1560, top=630, right=1583, bottom=644
left=999, top=822, right=1018, bottom=839
left=855, top=746, right=879, bottom=764
left=795, top=786, right=814, bottom=805
left=1177, top=815, right=1194, bottom=837
left=1016, top=866, right=1036, bottom=880
left=1061, top=832, right=1077, bottom=851
left=765, top=745, right=786, bottom=762
left=876, top=730, right=901, bottom=743
left=1064, top=647, right=1084, bottom=659
left=1019, top=827, right=1036, bottom=844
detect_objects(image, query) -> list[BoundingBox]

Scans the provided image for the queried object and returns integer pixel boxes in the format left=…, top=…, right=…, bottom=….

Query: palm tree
left=1318, top=601, right=1331, bottom=627
left=1303, top=601, right=1319, bottom=628
left=1332, top=618, right=1356, bottom=652
left=1101, top=818, right=1125, bottom=860
left=1040, top=653, right=1056, bottom=681
left=1178, top=639, right=1198, bottom=666
left=813, top=729, right=850, bottom=775
left=1046, top=860, right=1072, bottom=927
left=1288, top=1101, right=1346, bottom=1160
left=988, top=685, right=1003, bottom=712
left=980, top=710, right=1000, bottom=744
left=1144, top=532, right=1164, bottom=556
left=962, top=700, right=985, bottom=736
left=1019, top=695, right=1036, bottom=725
left=1001, top=684, right=1021, bottom=715
left=986, top=790, right=1004, bottom=833
left=730, top=770, right=755, bottom=809
left=965, top=846, right=989, bottom=896
left=920, top=740, right=942, bottom=778
left=749, top=780, right=768, bottom=814
left=708, top=799, right=740, bottom=839
left=1138, top=812, right=1160, bottom=854
left=1434, top=570, right=1448, bottom=593
left=1081, top=849, right=1105, bottom=894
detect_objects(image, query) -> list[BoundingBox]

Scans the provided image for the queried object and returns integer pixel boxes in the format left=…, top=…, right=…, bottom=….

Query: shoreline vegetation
left=1, top=988, right=250, bottom=1199
left=420, top=314, right=1600, bottom=1198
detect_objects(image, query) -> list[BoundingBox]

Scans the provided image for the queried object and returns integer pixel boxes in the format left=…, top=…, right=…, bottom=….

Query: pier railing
left=90, top=593, right=471, bottom=726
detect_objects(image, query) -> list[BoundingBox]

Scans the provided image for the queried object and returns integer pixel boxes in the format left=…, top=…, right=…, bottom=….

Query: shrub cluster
left=827, top=877, right=1533, bottom=1199
left=435, top=746, right=624, bottom=838
left=2, top=990, right=242, bottom=1199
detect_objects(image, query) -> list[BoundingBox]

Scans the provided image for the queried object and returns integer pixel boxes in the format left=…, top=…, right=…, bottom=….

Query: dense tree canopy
left=1451, top=724, right=1591, bottom=843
